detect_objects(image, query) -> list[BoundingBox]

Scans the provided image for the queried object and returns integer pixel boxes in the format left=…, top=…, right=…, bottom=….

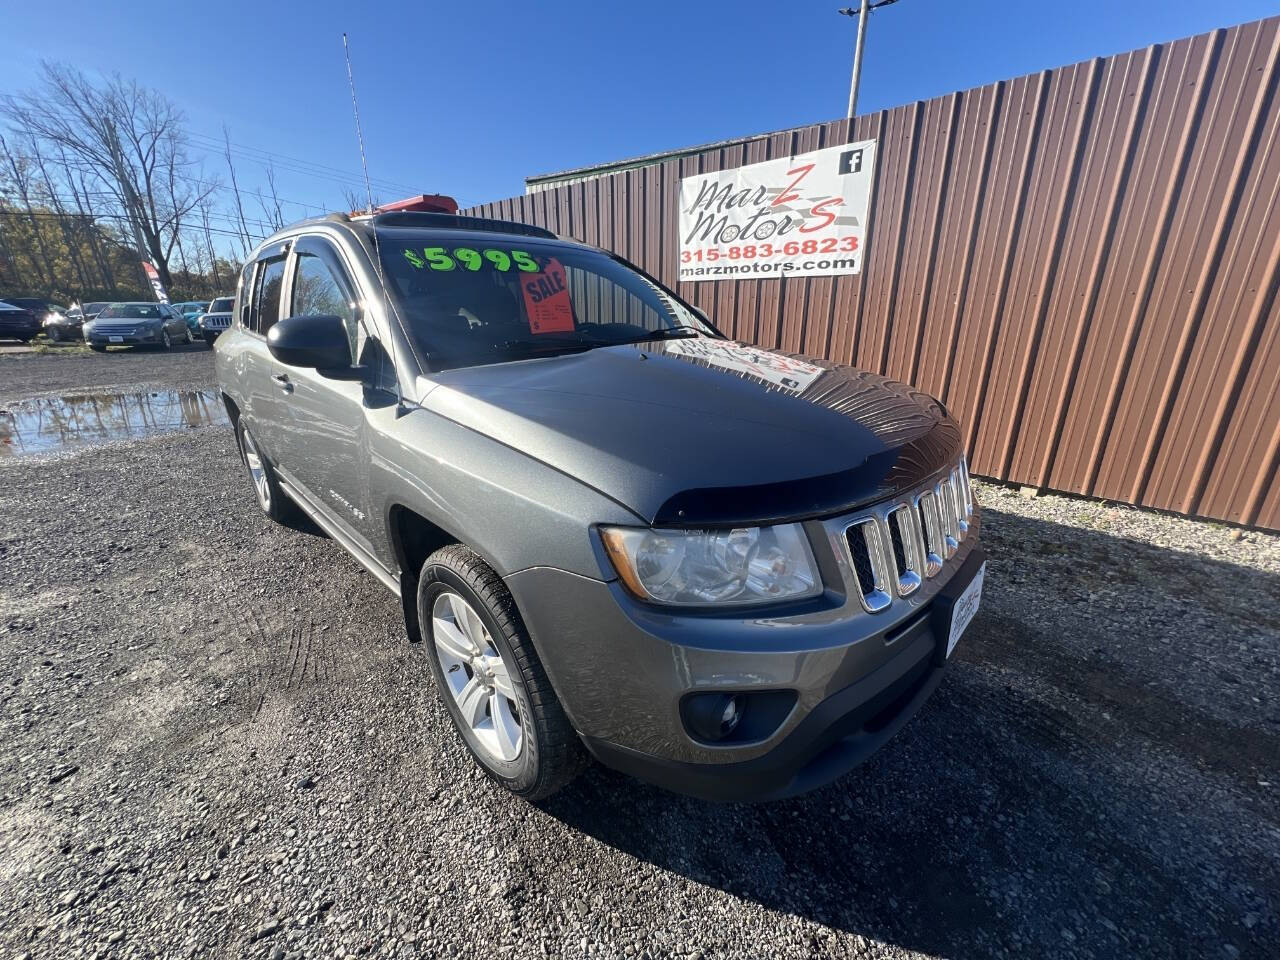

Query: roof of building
left=522, top=122, right=819, bottom=192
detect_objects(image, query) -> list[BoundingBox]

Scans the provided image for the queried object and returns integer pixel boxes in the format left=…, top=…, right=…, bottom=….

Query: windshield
left=376, top=233, right=713, bottom=371
left=100, top=303, right=165, bottom=319
left=209, top=297, right=234, bottom=312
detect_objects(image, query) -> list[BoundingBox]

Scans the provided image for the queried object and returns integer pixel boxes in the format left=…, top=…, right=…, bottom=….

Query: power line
left=0, top=207, right=263, bottom=242
left=10, top=105, right=475, bottom=209
left=185, top=130, right=421, bottom=197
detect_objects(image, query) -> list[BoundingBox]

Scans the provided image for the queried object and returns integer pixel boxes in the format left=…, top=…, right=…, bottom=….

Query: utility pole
left=839, top=0, right=900, bottom=119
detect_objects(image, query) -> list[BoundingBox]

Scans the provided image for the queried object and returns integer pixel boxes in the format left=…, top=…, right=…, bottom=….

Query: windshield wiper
left=615, top=327, right=701, bottom=344
left=496, top=337, right=597, bottom=357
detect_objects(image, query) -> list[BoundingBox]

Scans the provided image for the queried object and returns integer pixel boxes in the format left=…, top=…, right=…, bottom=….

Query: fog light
left=682, top=692, right=743, bottom=742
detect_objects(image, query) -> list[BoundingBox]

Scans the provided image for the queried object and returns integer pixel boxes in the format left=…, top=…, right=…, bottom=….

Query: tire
left=183, top=327, right=193, bottom=345
left=418, top=544, right=585, bottom=800
left=89, top=343, right=106, bottom=352
left=234, top=420, right=294, bottom=523
left=159, top=328, right=172, bottom=351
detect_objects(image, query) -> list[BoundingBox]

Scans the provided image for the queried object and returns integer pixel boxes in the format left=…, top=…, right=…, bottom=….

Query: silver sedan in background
left=83, top=302, right=192, bottom=351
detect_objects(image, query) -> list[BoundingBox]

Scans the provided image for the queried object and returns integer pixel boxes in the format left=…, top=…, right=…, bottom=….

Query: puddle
left=0, top=389, right=229, bottom=457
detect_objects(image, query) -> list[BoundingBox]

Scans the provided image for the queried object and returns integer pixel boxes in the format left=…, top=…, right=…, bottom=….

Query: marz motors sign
left=678, top=140, right=876, bottom=282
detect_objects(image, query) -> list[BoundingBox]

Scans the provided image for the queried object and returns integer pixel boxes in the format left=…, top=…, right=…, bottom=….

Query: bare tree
left=341, top=186, right=380, bottom=214
left=1, top=62, right=217, bottom=289
left=197, top=199, right=225, bottom=292
left=0, top=133, right=57, bottom=287
left=256, top=162, right=286, bottom=232
left=26, top=138, right=92, bottom=291
left=221, top=125, right=254, bottom=257
left=62, top=152, right=115, bottom=289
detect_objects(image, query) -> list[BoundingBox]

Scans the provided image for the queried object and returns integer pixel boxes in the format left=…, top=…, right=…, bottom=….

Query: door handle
left=271, top=373, right=294, bottom=394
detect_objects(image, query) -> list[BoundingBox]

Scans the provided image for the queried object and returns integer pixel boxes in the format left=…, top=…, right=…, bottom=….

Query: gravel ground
left=0, top=350, right=1276, bottom=960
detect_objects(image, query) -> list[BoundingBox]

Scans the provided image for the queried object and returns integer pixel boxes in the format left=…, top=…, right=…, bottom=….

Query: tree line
left=0, top=63, right=293, bottom=306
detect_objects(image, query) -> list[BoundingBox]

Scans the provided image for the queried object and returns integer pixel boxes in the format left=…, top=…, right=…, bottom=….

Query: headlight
left=600, top=524, right=820, bottom=606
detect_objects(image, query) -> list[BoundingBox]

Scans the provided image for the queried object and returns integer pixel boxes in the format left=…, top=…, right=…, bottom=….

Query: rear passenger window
left=253, top=257, right=286, bottom=336
left=237, top=262, right=254, bottom=330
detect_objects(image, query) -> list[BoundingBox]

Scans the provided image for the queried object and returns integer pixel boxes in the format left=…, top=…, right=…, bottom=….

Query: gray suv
left=214, top=210, right=985, bottom=802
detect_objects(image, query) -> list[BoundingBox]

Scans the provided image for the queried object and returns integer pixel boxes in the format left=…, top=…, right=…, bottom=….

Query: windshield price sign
left=677, top=140, right=876, bottom=282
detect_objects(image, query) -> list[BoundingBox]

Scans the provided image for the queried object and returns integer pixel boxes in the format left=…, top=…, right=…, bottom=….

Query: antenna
left=341, top=32, right=414, bottom=417
left=343, top=33, right=377, bottom=216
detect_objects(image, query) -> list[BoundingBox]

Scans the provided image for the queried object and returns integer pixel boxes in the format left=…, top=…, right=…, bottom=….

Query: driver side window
left=292, top=250, right=358, bottom=361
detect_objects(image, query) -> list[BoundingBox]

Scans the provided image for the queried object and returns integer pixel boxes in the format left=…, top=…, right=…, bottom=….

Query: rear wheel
left=418, top=545, right=584, bottom=800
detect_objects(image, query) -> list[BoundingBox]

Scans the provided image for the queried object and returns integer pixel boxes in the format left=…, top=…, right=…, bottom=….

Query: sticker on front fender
left=947, top=562, right=985, bottom=657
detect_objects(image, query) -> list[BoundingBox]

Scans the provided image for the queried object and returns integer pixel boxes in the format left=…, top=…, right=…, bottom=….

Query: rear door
left=241, top=243, right=291, bottom=459
left=266, top=234, right=378, bottom=552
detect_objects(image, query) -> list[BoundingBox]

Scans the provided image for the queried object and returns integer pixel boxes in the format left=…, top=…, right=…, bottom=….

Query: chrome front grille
left=92, top=322, right=137, bottom=335
left=843, top=456, right=976, bottom=613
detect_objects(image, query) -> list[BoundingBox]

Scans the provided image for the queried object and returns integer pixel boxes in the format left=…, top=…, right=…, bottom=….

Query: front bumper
left=505, top=515, right=983, bottom=802
left=87, top=330, right=164, bottom=346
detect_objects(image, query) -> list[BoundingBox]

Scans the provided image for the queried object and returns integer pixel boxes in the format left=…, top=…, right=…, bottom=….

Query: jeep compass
left=214, top=208, right=985, bottom=801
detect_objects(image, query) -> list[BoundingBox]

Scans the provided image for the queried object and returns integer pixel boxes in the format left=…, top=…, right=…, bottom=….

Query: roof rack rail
left=371, top=211, right=556, bottom=239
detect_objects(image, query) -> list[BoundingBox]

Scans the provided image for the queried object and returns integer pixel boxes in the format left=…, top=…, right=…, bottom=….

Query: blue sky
left=1, top=0, right=1275, bottom=243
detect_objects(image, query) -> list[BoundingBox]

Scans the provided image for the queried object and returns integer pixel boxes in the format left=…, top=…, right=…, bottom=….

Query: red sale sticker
left=520, top=258, right=574, bottom=334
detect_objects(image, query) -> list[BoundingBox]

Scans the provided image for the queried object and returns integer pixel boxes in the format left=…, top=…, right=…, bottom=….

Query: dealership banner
left=141, top=261, right=170, bottom=304
left=678, top=139, right=876, bottom=282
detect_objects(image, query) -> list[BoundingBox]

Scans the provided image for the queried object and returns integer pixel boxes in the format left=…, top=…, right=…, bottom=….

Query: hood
left=421, top=337, right=962, bottom=525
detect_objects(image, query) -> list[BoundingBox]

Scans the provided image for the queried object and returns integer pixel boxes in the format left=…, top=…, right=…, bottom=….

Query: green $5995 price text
left=402, top=246, right=540, bottom=273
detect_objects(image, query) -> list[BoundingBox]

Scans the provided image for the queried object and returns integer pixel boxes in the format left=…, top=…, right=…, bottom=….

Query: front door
left=266, top=235, right=378, bottom=555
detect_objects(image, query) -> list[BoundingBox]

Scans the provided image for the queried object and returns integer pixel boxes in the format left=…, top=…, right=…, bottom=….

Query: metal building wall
left=466, top=17, right=1280, bottom=530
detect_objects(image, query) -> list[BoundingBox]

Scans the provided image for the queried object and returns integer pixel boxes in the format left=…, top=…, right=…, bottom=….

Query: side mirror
left=267, top=314, right=360, bottom=378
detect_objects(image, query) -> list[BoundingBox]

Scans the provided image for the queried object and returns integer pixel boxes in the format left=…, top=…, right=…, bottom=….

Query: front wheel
left=89, top=343, right=106, bottom=352
left=235, top=420, right=293, bottom=523
left=418, top=545, right=585, bottom=800
left=159, top=329, right=172, bottom=351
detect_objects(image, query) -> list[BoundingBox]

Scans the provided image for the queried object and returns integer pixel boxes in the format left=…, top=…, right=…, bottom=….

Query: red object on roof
left=373, top=194, right=459, bottom=215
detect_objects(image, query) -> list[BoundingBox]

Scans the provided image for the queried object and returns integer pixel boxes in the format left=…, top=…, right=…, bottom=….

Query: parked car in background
left=84, top=302, right=192, bottom=351
left=0, top=300, right=44, bottom=342
left=4, top=297, right=64, bottom=317
left=44, top=305, right=84, bottom=342
left=5, top=297, right=69, bottom=341
left=215, top=209, right=985, bottom=802
left=197, top=296, right=234, bottom=346
left=172, top=301, right=210, bottom=339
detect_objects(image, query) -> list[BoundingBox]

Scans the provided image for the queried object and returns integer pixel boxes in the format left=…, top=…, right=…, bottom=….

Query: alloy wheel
left=240, top=428, right=271, bottom=511
left=431, top=590, right=523, bottom=763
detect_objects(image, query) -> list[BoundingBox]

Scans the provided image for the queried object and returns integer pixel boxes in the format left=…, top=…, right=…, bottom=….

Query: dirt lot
left=1, top=349, right=1277, bottom=960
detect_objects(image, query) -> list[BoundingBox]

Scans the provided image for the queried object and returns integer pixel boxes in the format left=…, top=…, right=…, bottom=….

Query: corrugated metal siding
left=466, top=16, right=1280, bottom=530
